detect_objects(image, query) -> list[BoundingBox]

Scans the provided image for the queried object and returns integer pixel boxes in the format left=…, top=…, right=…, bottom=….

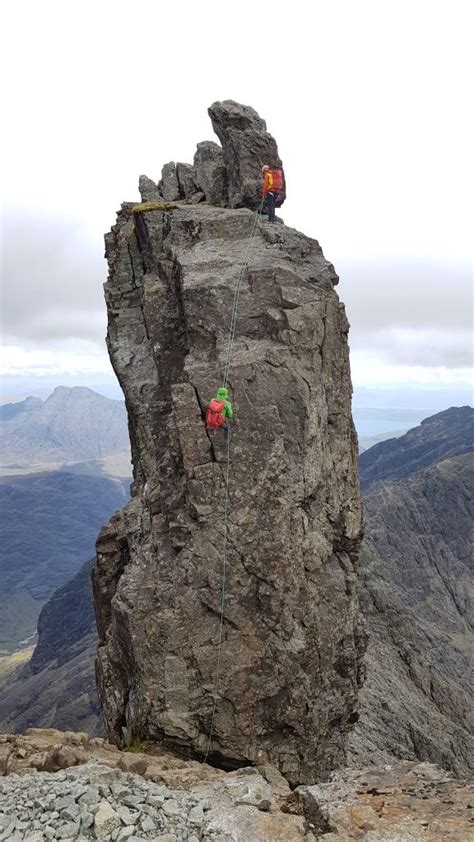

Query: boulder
left=208, top=99, right=285, bottom=208
left=94, top=801, right=121, bottom=840
left=176, top=162, right=199, bottom=201
left=159, top=162, right=180, bottom=202
left=193, top=141, right=227, bottom=205
left=138, top=175, right=162, bottom=203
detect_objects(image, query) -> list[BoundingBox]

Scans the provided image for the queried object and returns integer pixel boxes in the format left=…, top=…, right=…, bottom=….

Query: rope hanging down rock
left=203, top=197, right=265, bottom=764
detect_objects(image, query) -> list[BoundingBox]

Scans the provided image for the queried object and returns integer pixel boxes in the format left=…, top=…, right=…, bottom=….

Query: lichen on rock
left=93, top=101, right=364, bottom=787
left=132, top=202, right=178, bottom=214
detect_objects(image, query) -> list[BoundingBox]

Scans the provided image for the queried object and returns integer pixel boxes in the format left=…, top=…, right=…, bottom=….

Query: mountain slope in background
left=0, top=469, right=129, bottom=653
left=350, top=406, right=474, bottom=776
left=0, top=560, right=101, bottom=735
left=359, top=405, right=474, bottom=490
left=0, top=386, right=130, bottom=471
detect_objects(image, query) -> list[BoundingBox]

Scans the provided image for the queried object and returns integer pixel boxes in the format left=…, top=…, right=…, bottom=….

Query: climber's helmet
left=262, top=165, right=270, bottom=173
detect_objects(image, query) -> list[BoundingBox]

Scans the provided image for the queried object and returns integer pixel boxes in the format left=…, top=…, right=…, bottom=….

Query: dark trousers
left=223, top=422, right=231, bottom=441
left=266, top=191, right=277, bottom=222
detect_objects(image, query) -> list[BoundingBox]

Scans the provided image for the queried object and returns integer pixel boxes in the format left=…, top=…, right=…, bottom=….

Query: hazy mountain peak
left=0, top=385, right=130, bottom=470
left=47, top=385, right=115, bottom=402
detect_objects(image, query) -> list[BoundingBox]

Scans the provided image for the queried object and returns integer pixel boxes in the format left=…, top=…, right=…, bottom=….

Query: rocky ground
left=1, top=729, right=473, bottom=840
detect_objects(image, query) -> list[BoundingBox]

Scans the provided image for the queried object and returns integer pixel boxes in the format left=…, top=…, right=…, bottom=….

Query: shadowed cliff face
left=0, top=560, right=102, bottom=736
left=350, top=408, right=474, bottom=778
left=93, top=102, right=364, bottom=786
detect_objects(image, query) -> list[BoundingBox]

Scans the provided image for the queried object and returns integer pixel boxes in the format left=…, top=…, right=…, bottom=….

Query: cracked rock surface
left=93, top=103, right=364, bottom=786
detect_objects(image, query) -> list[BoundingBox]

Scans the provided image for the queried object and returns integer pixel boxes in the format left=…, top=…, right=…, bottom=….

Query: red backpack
left=206, top=399, right=225, bottom=429
left=270, top=168, right=283, bottom=191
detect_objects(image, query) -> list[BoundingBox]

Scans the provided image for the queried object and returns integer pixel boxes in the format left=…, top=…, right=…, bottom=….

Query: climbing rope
left=203, top=432, right=230, bottom=763
left=223, top=196, right=265, bottom=387
left=203, top=196, right=265, bottom=764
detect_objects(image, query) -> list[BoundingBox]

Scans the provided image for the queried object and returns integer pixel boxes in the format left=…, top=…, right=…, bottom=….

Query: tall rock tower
left=93, top=101, right=364, bottom=786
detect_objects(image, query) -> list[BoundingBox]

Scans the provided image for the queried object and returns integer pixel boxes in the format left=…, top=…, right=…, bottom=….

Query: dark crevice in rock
left=193, top=385, right=217, bottom=463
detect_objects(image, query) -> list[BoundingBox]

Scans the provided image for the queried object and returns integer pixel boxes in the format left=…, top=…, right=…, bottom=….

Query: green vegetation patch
left=126, top=739, right=154, bottom=754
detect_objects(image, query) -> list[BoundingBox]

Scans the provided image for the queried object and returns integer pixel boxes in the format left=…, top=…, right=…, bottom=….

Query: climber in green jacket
left=206, top=387, right=233, bottom=440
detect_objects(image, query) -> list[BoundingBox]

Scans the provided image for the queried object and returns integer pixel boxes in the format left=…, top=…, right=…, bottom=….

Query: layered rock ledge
left=93, top=102, right=364, bottom=786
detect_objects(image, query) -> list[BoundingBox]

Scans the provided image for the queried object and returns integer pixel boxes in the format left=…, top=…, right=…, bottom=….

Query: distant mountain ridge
left=358, top=427, right=408, bottom=454
left=359, top=405, right=474, bottom=490
left=0, top=386, right=130, bottom=471
left=0, top=396, right=43, bottom=422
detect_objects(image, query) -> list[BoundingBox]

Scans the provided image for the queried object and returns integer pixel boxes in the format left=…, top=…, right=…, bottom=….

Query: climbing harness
left=203, top=196, right=265, bottom=764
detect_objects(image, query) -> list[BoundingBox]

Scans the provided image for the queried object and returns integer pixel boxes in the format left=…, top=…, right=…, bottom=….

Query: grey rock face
left=159, top=163, right=180, bottom=202
left=94, top=190, right=363, bottom=786
left=350, top=449, right=474, bottom=778
left=139, top=176, right=162, bottom=203
left=193, top=141, right=227, bottom=205
left=208, top=99, right=285, bottom=209
left=176, top=163, right=198, bottom=201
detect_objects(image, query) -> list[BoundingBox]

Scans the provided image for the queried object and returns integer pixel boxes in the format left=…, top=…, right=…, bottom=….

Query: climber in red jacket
left=262, top=165, right=283, bottom=222
left=206, top=387, right=233, bottom=441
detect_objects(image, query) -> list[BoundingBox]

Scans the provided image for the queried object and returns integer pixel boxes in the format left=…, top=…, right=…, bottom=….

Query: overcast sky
left=1, top=0, right=472, bottom=408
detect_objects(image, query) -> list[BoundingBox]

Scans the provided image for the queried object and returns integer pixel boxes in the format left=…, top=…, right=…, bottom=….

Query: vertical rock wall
left=93, top=103, right=364, bottom=786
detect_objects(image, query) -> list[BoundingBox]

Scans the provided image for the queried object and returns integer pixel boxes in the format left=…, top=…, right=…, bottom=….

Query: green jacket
left=216, top=387, right=233, bottom=419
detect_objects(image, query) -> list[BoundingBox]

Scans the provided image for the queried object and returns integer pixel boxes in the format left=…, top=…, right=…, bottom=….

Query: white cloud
left=350, top=326, right=473, bottom=368
left=0, top=343, right=112, bottom=377
left=351, top=349, right=474, bottom=390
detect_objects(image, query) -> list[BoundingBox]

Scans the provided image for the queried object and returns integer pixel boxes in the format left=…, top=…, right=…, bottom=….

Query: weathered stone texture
left=159, top=162, right=181, bottom=202
left=350, top=445, right=474, bottom=778
left=139, top=175, right=162, bottom=203
left=290, top=761, right=474, bottom=840
left=208, top=99, right=285, bottom=208
left=176, top=162, right=199, bottom=201
left=193, top=141, right=227, bottom=205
